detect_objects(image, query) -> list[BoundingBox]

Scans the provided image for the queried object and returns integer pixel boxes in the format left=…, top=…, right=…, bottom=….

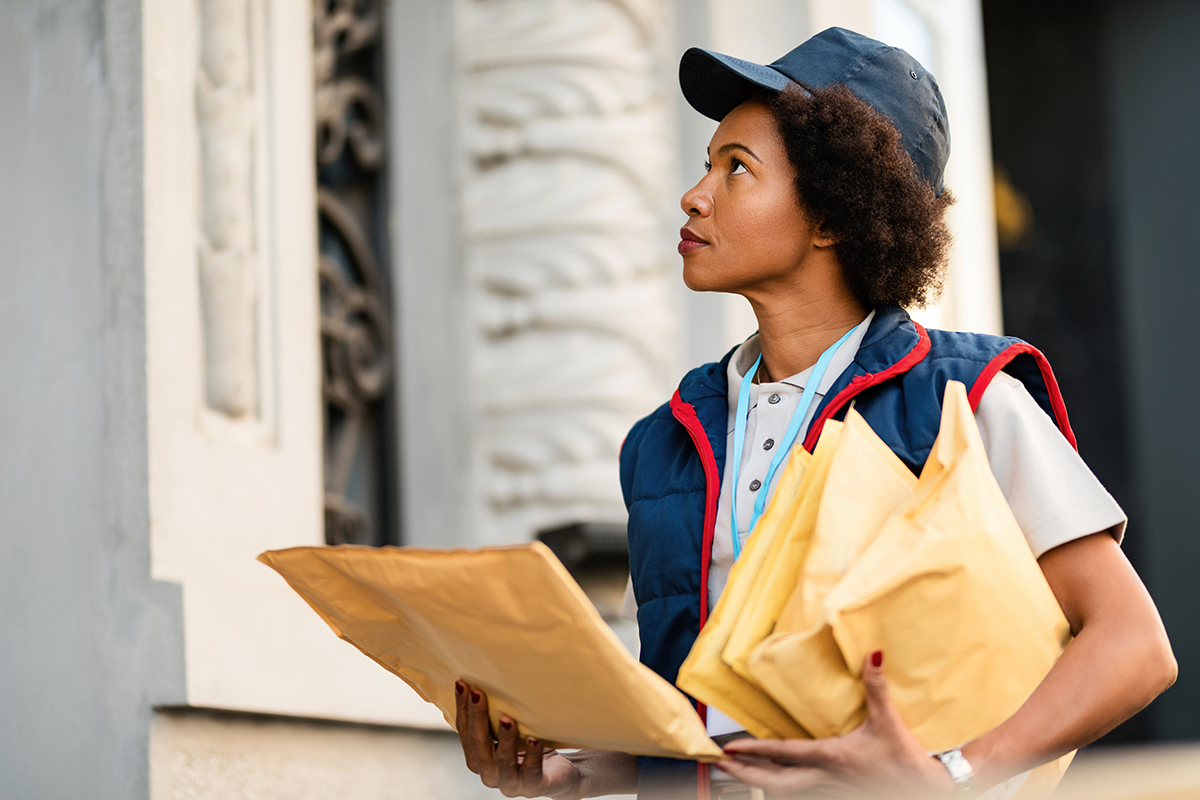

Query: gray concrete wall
left=0, top=1, right=186, bottom=798
left=1105, top=0, right=1200, bottom=740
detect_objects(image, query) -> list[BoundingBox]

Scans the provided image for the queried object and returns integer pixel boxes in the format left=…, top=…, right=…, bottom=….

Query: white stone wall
left=144, top=0, right=441, bottom=729
left=150, top=711, right=503, bottom=800
left=461, top=0, right=682, bottom=543
left=390, top=0, right=684, bottom=547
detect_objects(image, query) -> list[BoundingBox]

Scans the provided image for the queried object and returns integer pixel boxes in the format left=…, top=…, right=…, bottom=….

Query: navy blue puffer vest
left=618, top=306, right=1075, bottom=799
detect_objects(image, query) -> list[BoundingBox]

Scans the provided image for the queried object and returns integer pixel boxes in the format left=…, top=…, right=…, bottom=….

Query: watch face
left=936, top=749, right=976, bottom=791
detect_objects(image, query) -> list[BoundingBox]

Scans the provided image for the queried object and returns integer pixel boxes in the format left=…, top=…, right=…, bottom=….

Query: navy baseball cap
left=679, top=27, right=950, bottom=195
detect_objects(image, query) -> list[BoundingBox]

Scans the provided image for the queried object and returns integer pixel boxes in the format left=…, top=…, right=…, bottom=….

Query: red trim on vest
left=670, top=390, right=717, bottom=799
left=801, top=322, right=933, bottom=452
left=967, top=343, right=1078, bottom=450
left=670, top=390, right=719, bottom=630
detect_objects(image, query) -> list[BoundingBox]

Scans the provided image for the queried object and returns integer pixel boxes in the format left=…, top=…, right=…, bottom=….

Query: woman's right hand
left=455, top=680, right=584, bottom=799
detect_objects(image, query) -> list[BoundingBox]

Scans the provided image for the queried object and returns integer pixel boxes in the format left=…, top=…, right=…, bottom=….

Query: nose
left=680, top=175, right=712, bottom=218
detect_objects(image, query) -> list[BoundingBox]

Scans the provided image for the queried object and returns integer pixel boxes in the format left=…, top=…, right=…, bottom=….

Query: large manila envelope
left=747, top=382, right=1075, bottom=795
left=674, top=445, right=816, bottom=739
left=259, top=542, right=721, bottom=761
left=721, top=422, right=843, bottom=684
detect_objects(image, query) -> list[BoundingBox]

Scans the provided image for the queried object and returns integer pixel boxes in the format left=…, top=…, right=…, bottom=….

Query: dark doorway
left=983, top=0, right=1200, bottom=742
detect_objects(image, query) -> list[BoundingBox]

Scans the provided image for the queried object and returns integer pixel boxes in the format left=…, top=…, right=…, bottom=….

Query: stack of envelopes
left=676, top=381, right=1075, bottom=797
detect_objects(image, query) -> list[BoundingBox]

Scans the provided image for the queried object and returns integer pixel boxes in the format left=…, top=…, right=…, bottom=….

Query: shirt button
left=762, top=438, right=775, bottom=450
left=749, top=479, right=762, bottom=491
left=768, top=393, right=781, bottom=404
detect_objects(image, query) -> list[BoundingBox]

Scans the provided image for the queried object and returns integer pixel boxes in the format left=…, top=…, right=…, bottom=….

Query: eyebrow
left=710, top=142, right=763, bottom=163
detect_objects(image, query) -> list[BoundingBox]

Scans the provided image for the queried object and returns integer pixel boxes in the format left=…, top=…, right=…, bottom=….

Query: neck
left=747, top=284, right=869, bottom=384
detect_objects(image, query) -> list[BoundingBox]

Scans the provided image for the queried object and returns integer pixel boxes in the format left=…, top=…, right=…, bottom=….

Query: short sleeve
left=975, top=371, right=1127, bottom=558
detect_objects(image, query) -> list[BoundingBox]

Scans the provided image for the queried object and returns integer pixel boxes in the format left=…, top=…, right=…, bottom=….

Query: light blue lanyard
left=730, top=320, right=867, bottom=560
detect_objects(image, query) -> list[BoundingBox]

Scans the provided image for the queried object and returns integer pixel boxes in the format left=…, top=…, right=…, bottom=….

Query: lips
left=679, top=227, right=709, bottom=255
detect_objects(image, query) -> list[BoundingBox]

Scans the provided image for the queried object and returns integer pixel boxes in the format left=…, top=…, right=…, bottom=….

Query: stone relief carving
left=314, top=0, right=394, bottom=545
left=196, top=0, right=259, bottom=418
left=463, top=0, right=679, bottom=541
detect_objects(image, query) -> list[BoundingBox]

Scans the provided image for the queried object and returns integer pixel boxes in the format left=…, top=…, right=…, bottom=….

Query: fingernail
left=470, top=690, right=481, bottom=704
left=499, top=718, right=512, bottom=730
left=528, top=738, right=539, bottom=747
left=455, top=682, right=465, bottom=696
left=871, top=650, right=883, bottom=668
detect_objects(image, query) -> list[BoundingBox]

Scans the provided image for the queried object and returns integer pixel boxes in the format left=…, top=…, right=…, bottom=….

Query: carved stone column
left=461, top=0, right=681, bottom=542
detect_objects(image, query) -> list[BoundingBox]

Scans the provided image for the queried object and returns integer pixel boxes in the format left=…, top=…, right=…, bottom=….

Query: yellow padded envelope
left=774, top=407, right=918, bottom=634
left=258, top=542, right=722, bottom=761
left=746, top=382, right=1074, bottom=795
left=675, top=445, right=816, bottom=739
left=747, top=407, right=917, bottom=737
left=721, top=422, right=844, bottom=685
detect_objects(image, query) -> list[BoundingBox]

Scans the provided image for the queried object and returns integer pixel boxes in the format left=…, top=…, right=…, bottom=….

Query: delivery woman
left=455, top=27, right=1176, bottom=800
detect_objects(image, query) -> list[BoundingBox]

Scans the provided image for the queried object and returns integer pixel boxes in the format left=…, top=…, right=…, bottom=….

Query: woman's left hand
left=718, top=651, right=956, bottom=798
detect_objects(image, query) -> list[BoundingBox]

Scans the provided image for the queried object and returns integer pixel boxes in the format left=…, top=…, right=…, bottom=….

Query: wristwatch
left=933, top=748, right=977, bottom=798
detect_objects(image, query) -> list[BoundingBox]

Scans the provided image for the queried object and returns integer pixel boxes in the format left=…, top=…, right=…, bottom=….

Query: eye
left=730, top=158, right=747, bottom=175
left=703, top=160, right=712, bottom=172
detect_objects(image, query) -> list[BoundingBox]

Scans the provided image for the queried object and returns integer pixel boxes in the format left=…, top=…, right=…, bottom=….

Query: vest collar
left=847, top=305, right=923, bottom=374
left=676, top=348, right=735, bottom=408
left=803, top=306, right=930, bottom=450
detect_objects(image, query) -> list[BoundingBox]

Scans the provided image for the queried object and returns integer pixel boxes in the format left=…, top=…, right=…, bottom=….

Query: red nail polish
left=455, top=682, right=465, bottom=696
left=470, top=690, right=481, bottom=703
left=871, top=650, right=883, bottom=668
left=500, top=718, right=512, bottom=730
left=528, top=738, right=539, bottom=748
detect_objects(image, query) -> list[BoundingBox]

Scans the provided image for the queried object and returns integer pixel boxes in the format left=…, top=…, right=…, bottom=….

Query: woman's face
left=679, top=100, right=830, bottom=296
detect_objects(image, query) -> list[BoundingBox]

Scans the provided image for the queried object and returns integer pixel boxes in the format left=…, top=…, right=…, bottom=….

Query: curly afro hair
left=765, top=83, right=954, bottom=309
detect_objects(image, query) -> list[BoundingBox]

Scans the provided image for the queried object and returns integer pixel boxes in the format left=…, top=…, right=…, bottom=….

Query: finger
left=495, top=716, right=521, bottom=796
left=454, top=681, right=477, bottom=772
left=861, top=649, right=898, bottom=724
left=467, top=688, right=499, bottom=787
left=722, top=737, right=825, bottom=765
left=717, top=757, right=828, bottom=793
left=521, top=737, right=545, bottom=789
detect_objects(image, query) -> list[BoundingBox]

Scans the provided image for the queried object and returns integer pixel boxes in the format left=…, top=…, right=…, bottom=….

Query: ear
left=812, top=223, right=839, bottom=248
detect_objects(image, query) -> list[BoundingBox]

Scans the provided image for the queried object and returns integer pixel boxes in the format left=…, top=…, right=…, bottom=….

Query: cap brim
left=680, top=48, right=793, bottom=121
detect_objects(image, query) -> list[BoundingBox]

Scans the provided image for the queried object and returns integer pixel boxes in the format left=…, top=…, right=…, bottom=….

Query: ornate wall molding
left=196, top=0, right=259, bottom=419
left=462, top=0, right=680, bottom=542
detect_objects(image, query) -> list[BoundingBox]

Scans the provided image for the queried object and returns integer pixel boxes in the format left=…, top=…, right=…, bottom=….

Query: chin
left=681, top=270, right=705, bottom=292
left=681, top=260, right=724, bottom=293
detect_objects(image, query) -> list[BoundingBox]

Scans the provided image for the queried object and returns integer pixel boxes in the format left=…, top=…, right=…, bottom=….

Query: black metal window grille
left=314, top=0, right=395, bottom=545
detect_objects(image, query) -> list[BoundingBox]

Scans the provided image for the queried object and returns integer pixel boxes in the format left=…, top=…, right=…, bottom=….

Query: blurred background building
left=1, top=0, right=1196, bottom=798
